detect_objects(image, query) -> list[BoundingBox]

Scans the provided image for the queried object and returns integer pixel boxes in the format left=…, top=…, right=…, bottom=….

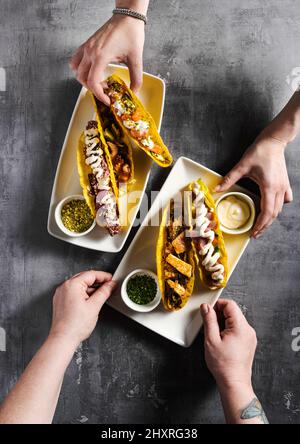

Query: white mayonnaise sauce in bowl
left=215, top=192, right=255, bottom=235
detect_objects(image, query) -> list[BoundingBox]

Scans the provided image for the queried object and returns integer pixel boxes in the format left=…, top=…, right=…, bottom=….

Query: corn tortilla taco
left=106, top=74, right=173, bottom=168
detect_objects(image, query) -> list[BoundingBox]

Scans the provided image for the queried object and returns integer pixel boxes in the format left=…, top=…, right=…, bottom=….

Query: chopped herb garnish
left=104, top=128, right=115, bottom=142
left=61, top=199, right=94, bottom=233
left=127, top=274, right=157, bottom=305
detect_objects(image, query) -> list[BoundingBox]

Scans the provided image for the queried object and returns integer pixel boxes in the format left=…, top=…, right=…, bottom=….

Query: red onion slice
left=96, top=190, right=109, bottom=205
left=96, top=206, right=107, bottom=227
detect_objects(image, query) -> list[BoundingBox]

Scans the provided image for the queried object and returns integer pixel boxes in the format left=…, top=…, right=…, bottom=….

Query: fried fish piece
left=172, top=232, right=186, bottom=254
left=166, top=254, right=192, bottom=278
left=167, top=280, right=186, bottom=297
left=164, top=269, right=176, bottom=279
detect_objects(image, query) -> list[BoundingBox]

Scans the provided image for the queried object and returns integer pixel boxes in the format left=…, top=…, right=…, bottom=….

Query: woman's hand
left=201, top=300, right=268, bottom=424
left=201, top=299, right=257, bottom=390
left=49, top=270, right=116, bottom=348
left=70, top=14, right=145, bottom=105
left=0, top=270, right=116, bottom=424
left=215, top=136, right=293, bottom=238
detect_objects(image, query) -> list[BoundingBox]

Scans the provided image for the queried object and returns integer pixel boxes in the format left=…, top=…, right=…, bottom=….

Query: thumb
left=201, top=304, right=221, bottom=345
left=127, top=54, right=143, bottom=92
left=214, top=164, right=246, bottom=192
left=284, top=185, right=293, bottom=203
left=89, top=280, right=117, bottom=311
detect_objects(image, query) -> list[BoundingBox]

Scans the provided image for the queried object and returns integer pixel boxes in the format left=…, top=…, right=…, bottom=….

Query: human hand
left=70, top=14, right=145, bottom=105
left=201, top=299, right=257, bottom=391
left=215, top=136, right=293, bottom=238
left=49, top=270, right=116, bottom=348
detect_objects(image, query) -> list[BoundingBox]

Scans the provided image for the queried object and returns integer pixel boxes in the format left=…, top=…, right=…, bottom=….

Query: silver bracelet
left=112, top=7, right=147, bottom=25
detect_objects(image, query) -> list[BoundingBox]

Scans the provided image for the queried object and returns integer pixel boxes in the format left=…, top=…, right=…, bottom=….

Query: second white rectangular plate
left=47, top=64, right=165, bottom=252
left=111, top=156, right=252, bottom=347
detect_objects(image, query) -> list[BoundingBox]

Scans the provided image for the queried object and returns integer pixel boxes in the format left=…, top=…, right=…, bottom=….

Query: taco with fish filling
left=77, top=120, right=121, bottom=236
left=188, top=178, right=228, bottom=290
left=156, top=200, right=195, bottom=311
left=106, top=74, right=173, bottom=168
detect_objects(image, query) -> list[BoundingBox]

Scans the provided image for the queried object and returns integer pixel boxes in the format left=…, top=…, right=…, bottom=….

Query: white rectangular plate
left=47, top=64, right=165, bottom=252
left=111, top=156, right=253, bottom=347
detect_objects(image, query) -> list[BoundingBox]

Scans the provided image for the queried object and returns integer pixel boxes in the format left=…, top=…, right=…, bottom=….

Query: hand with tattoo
left=201, top=299, right=268, bottom=424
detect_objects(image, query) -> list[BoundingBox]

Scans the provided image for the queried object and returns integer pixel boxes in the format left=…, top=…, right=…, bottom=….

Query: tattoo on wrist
left=241, top=398, right=269, bottom=424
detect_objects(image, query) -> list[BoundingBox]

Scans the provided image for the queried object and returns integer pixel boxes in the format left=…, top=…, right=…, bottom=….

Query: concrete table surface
left=0, top=0, right=300, bottom=424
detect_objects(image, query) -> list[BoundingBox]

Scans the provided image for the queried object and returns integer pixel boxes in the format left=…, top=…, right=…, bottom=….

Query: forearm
left=116, top=0, right=149, bottom=15
left=259, top=90, right=300, bottom=145
left=0, top=334, right=77, bottom=424
left=218, top=382, right=268, bottom=424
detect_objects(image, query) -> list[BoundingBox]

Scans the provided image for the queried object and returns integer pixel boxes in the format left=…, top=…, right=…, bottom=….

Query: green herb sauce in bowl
left=126, top=274, right=157, bottom=305
left=61, top=199, right=94, bottom=233
left=121, top=269, right=161, bottom=313
left=55, top=195, right=96, bottom=237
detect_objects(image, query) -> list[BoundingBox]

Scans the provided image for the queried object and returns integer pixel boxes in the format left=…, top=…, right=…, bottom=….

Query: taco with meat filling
left=106, top=74, right=173, bottom=168
left=188, top=178, right=228, bottom=290
left=77, top=120, right=121, bottom=236
left=91, top=93, right=134, bottom=191
left=77, top=92, right=135, bottom=236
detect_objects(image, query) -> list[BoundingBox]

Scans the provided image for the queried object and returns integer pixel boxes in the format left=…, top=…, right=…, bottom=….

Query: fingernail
left=109, top=280, right=117, bottom=289
left=200, top=303, right=209, bottom=315
left=214, top=185, right=221, bottom=192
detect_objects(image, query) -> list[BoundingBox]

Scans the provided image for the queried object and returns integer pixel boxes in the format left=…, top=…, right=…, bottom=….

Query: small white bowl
left=55, top=195, right=96, bottom=238
left=215, top=192, right=256, bottom=235
left=121, top=269, right=162, bottom=313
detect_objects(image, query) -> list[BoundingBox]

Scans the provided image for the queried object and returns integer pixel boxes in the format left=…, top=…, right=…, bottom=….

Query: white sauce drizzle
left=123, top=119, right=150, bottom=138
left=84, top=127, right=120, bottom=228
left=113, top=93, right=156, bottom=152
left=113, top=100, right=125, bottom=116
left=141, top=136, right=154, bottom=149
left=193, top=183, right=224, bottom=283
left=113, top=96, right=157, bottom=156
left=123, top=120, right=136, bottom=129
left=135, top=120, right=149, bottom=132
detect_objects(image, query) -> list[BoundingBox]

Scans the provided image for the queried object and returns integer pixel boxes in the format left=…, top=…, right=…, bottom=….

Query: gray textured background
left=0, top=0, right=300, bottom=424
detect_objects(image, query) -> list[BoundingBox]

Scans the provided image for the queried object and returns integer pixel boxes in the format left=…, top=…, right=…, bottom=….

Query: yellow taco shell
left=107, top=75, right=173, bottom=168
left=92, top=93, right=135, bottom=189
left=156, top=204, right=195, bottom=311
left=188, top=178, right=228, bottom=290
left=90, top=93, right=120, bottom=203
